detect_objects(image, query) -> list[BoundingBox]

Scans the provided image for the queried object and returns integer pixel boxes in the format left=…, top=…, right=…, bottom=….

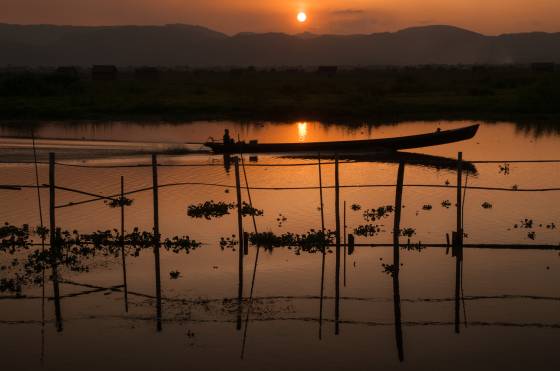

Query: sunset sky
left=1, top=0, right=559, bottom=35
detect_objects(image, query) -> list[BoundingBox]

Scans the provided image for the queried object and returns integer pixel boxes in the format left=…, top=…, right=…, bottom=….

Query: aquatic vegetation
left=499, top=163, right=511, bottom=175
left=249, top=230, right=334, bottom=254
left=512, top=184, right=519, bottom=191
left=351, top=204, right=362, bottom=211
left=520, top=219, right=534, bottom=229
left=441, top=200, right=452, bottom=208
left=241, top=202, right=264, bottom=217
left=528, top=231, right=536, bottom=240
left=219, top=236, right=238, bottom=251
left=363, top=205, right=394, bottom=222
left=381, top=263, right=398, bottom=277
left=0, top=223, right=203, bottom=293
left=1, top=223, right=31, bottom=252
left=354, top=224, right=383, bottom=237
left=481, top=202, right=493, bottom=209
left=169, top=270, right=181, bottom=279
left=546, top=223, right=556, bottom=229
left=422, top=204, right=433, bottom=211
left=400, top=228, right=417, bottom=238
left=276, top=213, right=288, bottom=227
left=105, top=196, right=134, bottom=208
left=162, top=236, right=201, bottom=254
left=187, top=201, right=263, bottom=219
left=187, top=201, right=234, bottom=219
left=402, top=240, right=426, bottom=252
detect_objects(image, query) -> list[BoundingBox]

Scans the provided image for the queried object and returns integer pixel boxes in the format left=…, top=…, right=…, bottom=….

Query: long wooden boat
left=205, top=124, right=479, bottom=154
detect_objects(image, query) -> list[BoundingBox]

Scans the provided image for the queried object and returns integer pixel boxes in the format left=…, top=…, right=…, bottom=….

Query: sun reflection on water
left=297, top=122, right=308, bottom=142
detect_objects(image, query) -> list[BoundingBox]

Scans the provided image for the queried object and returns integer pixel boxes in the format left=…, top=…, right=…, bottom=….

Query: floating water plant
left=169, top=270, right=181, bottom=279
left=354, top=224, right=383, bottom=237
left=351, top=204, right=362, bottom=211
left=248, top=230, right=334, bottom=254
left=187, top=201, right=234, bottom=219
left=187, top=201, right=263, bottom=219
left=422, top=204, right=433, bottom=211
left=219, top=236, right=238, bottom=251
left=105, top=196, right=134, bottom=208
left=499, top=163, right=511, bottom=175
left=481, top=202, right=493, bottom=209
left=441, top=200, right=452, bottom=208
left=400, top=228, right=417, bottom=237
left=241, top=202, right=263, bottom=217
left=363, top=205, right=394, bottom=222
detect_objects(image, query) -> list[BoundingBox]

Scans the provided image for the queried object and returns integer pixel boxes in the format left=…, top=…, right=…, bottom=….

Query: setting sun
left=297, top=12, right=307, bottom=23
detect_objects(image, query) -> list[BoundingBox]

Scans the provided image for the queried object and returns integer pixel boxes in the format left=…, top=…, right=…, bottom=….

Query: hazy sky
left=1, top=0, right=559, bottom=35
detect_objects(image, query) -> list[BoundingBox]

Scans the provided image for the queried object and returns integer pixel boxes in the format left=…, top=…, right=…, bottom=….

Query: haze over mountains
left=1, top=23, right=559, bottom=67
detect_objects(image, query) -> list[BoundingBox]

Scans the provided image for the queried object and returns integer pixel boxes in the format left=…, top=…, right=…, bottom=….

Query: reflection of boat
left=205, top=124, right=479, bottom=154
left=289, top=152, right=478, bottom=174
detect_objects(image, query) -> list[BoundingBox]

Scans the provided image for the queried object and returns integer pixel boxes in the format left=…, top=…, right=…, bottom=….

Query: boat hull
left=205, top=124, right=479, bottom=154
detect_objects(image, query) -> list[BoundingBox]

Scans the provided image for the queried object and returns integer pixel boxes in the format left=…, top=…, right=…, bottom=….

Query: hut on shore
left=92, top=65, right=118, bottom=80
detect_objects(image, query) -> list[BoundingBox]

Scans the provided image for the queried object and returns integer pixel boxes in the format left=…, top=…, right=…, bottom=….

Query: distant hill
left=1, top=23, right=559, bottom=66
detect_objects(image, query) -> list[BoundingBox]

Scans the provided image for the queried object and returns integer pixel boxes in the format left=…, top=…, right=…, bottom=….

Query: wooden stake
left=234, top=157, right=244, bottom=330
left=120, top=176, right=129, bottom=313
left=393, top=161, right=405, bottom=362
left=343, top=200, right=347, bottom=287
left=334, top=156, right=341, bottom=335
left=318, top=154, right=326, bottom=340
left=455, top=152, right=463, bottom=334
left=49, top=153, right=63, bottom=332
left=152, top=154, right=162, bottom=331
left=456, top=152, right=463, bottom=259
left=243, top=232, right=249, bottom=255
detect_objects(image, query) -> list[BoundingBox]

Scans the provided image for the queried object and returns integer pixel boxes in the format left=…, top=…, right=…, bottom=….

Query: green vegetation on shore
left=1, top=67, right=559, bottom=122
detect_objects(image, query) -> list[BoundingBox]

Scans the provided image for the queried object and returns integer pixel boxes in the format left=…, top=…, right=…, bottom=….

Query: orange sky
left=0, top=0, right=559, bottom=35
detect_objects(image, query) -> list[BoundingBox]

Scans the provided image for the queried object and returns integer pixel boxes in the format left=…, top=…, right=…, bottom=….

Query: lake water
left=1, top=120, right=559, bottom=371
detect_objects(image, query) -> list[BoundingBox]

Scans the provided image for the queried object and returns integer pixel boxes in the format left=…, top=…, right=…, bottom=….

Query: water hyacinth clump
left=187, top=201, right=263, bottom=219
left=400, top=228, right=417, bottom=238
left=354, top=224, right=383, bottom=237
left=188, top=201, right=234, bottom=219
left=363, top=205, right=394, bottom=222
left=0, top=222, right=204, bottom=293
left=249, top=230, right=334, bottom=254
left=104, top=196, right=134, bottom=208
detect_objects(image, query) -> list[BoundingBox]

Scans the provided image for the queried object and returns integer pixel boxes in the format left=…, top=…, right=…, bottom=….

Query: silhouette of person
left=223, top=129, right=232, bottom=144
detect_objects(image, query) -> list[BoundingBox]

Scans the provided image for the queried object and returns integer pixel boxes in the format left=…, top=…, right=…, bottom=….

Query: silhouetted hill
left=1, top=23, right=559, bottom=66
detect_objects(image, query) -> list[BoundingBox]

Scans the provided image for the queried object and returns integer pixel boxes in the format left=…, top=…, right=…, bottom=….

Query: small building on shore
left=531, top=62, right=555, bottom=72
left=134, top=67, right=160, bottom=80
left=92, top=65, right=118, bottom=80
left=317, top=66, right=338, bottom=77
left=55, top=66, right=79, bottom=77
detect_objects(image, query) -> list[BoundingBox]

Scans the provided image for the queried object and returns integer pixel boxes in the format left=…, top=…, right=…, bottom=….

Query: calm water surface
left=1, top=120, right=559, bottom=371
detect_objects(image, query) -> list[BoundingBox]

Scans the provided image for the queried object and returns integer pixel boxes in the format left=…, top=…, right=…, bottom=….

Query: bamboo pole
left=343, top=201, right=347, bottom=287
left=393, top=161, right=405, bottom=362
left=152, top=154, right=162, bottom=331
left=455, top=152, right=463, bottom=334
left=234, top=157, right=244, bottom=330
left=318, top=154, right=326, bottom=340
left=49, top=153, right=63, bottom=332
left=334, top=156, right=341, bottom=335
left=120, top=176, right=129, bottom=312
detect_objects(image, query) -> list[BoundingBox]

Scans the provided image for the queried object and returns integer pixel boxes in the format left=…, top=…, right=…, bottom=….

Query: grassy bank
left=1, top=67, right=559, bottom=122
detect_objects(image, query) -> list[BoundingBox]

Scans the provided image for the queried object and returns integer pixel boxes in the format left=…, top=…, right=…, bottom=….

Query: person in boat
left=223, top=129, right=232, bottom=145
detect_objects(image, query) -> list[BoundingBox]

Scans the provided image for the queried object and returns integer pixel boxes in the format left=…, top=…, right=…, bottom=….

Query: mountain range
left=1, top=23, right=559, bottom=67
